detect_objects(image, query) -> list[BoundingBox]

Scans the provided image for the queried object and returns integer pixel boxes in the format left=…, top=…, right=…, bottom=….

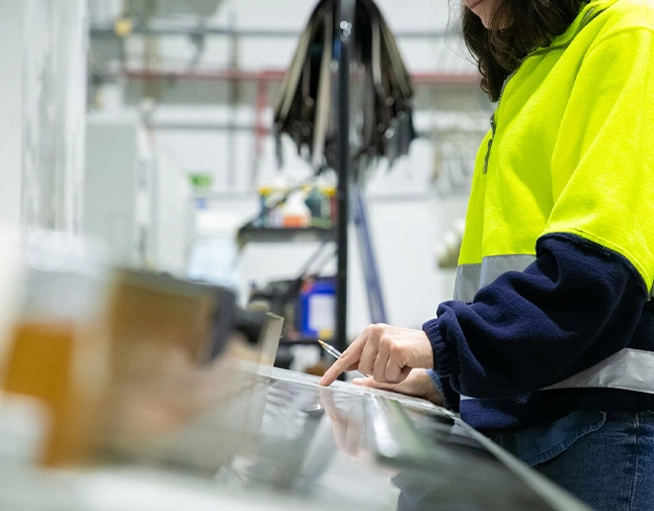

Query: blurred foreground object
left=2, top=234, right=110, bottom=466
left=274, top=0, right=416, bottom=175
left=0, top=225, right=23, bottom=371
left=1, top=237, right=282, bottom=470
left=104, top=270, right=282, bottom=471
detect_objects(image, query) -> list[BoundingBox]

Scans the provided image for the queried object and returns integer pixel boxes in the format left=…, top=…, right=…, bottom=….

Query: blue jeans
left=492, top=411, right=654, bottom=511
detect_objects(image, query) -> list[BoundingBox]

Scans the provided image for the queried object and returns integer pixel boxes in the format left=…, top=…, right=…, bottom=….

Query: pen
left=318, top=339, right=344, bottom=360
left=318, top=339, right=370, bottom=377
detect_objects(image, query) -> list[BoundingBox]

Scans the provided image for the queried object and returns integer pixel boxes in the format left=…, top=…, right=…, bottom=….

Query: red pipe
left=121, top=68, right=480, bottom=85
left=123, top=68, right=286, bottom=82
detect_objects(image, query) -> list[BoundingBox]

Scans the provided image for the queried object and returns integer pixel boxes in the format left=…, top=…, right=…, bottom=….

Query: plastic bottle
left=266, top=175, right=289, bottom=228
left=304, top=185, right=331, bottom=227
left=317, top=172, right=337, bottom=226
left=282, top=191, right=311, bottom=228
left=257, top=185, right=271, bottom=227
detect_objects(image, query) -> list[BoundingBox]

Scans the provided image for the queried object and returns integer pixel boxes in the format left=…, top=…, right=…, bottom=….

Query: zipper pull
left=483, top=113, right=496, bottom=174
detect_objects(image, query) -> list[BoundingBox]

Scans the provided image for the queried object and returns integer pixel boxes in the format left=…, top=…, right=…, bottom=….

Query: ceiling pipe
left=121, top=68, right=480, bottom=85
left=91, top=24, right=460, bottom=40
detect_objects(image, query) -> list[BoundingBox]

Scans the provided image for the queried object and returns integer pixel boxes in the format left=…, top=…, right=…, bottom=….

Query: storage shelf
left=237, top=225, right=336, bottom=245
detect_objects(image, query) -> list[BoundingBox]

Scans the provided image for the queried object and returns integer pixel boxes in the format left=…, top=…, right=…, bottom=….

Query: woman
left=320, top=0, right=654, bottom=509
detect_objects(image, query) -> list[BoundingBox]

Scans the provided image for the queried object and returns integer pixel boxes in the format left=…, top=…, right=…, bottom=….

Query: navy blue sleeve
left=426, top=370, right=460, bottom=412
left=422, top=233, right=650, bottom=399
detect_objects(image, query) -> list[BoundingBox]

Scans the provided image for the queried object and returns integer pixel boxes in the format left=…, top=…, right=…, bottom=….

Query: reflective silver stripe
left=459, top=348, right=654, bottom=402
left=546, top=348, right=654, bottom=394
left=454, top=254, right=536, bottom=302
left=453, top=265, right=481, bottom=303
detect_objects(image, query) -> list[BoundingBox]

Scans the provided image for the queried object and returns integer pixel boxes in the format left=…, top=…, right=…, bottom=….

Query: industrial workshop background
left=0, top=0, right=491, bottom=369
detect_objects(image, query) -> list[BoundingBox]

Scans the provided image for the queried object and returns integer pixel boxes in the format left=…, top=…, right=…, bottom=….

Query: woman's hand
left=318, top=324, right=434, bottom=386
left=351, top=368, right=443, bottom=406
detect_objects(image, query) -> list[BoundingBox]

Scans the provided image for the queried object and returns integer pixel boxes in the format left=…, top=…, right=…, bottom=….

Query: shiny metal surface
left=198, top=368, right=591, bottom=511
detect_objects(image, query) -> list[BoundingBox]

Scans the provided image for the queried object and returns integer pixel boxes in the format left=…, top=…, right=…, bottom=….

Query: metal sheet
left=123, top=366, right=592, bottom=511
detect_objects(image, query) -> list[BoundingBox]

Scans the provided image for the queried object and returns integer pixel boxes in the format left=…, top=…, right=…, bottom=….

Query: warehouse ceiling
left=87, top=0, right=484, bottom=112
left=127, top=0, right=227, bottom=18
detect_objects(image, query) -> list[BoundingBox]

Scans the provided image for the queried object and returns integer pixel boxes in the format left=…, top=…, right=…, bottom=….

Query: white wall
left=0, top=2, right=25, bottom=230
left=22, top=0, right=88, bottom=235
left=1, top=1, right=89, bottom=236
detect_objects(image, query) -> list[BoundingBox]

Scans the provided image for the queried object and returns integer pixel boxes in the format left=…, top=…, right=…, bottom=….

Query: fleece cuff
left=422, top=318, right=455, bottom=377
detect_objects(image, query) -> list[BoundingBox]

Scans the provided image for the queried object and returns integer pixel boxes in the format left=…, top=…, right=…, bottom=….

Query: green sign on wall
left=188, top=173, right=213, bottom=189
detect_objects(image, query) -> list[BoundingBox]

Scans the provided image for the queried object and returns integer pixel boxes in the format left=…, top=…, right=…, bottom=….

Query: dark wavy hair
left=462, top=0, right=590, bottom=101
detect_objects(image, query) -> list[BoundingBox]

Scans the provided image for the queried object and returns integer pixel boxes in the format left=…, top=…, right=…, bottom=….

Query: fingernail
left=352, top=378, right=363, bottom=385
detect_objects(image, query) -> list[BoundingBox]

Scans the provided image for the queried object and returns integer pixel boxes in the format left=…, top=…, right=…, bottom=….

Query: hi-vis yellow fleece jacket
left=422, top=0, right=654, bottom=431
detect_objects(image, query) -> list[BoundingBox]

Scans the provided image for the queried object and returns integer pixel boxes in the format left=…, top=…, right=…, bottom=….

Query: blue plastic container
left=297, top=277, right=335, bottom=339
